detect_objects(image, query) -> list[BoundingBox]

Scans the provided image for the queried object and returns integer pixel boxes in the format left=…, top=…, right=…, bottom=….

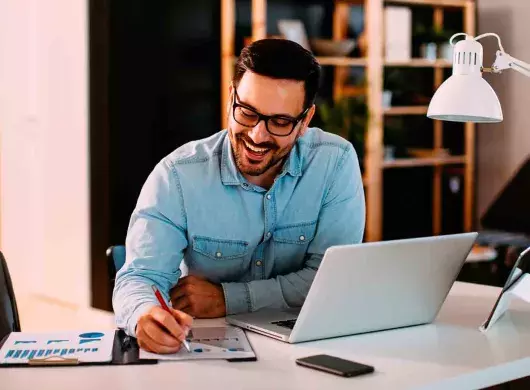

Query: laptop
left=226, top=233, right=478, bottom=343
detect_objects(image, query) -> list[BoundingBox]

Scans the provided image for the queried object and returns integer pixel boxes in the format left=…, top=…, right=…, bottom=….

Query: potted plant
left=383, top=117, right=405, bottom=161
left=415, top=25, right=437, bottom=60
left=415, top=25, right=454, bottom=61
left=433, top=27, right=456, bottom=61
left=317, top=96, right=368, bottom=168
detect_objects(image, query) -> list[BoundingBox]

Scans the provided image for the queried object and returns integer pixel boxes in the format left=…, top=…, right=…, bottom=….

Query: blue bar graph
left=4, top=345, right=102, bottom=362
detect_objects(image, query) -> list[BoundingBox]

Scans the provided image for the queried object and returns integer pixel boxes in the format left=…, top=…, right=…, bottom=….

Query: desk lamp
left=427, top=33, right=530, bottom=331
left=427, top=33, right=530, bottom=123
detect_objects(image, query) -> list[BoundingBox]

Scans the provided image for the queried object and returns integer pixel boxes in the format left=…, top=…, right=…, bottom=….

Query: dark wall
left=90, top=0, right=221, bottom=310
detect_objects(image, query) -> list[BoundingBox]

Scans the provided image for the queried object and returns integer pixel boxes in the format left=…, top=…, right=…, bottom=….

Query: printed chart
left=0, top=331, right=114, bottom=364
left=140, top=326, right=255, bottom=361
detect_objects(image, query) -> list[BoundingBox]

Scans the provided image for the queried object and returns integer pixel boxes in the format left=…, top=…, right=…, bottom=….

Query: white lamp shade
left=427, top=35, right=503, bottom=123
left=427, top=74, right=503, bottom=123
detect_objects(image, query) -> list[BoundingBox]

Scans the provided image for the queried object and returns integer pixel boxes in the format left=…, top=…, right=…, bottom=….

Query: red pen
left=151, top=285, right=191, bottom=353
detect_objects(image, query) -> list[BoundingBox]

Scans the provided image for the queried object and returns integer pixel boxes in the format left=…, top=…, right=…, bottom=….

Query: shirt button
left=266, top=232, right=271, bottom=238
left=266, top=194, right=271, bottom=200
left=299, top=235, right=306, bottom=241
left=216, top=251, right=222, bottom=258
left=256, top=260, right=263, bottom=267
left=242, top=183, right=249, bottom=189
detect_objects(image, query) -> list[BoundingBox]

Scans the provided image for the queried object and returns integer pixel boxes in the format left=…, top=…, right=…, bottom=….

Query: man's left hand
left=170, top=275, right=227, bottom=318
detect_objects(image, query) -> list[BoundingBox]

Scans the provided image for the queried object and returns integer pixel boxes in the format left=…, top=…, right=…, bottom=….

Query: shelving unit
left=220, top=0, right=476, bottom=242
left=384, top=106, right=429, bottom=115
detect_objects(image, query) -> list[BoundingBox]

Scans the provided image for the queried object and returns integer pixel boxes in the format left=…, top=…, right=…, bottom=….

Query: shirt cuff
left=126, top=301, right=158, bottom=337
left=221, top=282, right=252, bottom=315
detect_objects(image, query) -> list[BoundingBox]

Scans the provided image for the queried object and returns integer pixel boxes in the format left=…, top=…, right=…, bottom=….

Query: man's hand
left=170, top=275, right=227, bottom=318
left=136, top=306, right=193, bottom=354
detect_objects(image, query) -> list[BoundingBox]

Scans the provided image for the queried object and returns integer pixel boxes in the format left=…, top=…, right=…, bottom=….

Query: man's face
left=227, top=71, right=312, bottom=177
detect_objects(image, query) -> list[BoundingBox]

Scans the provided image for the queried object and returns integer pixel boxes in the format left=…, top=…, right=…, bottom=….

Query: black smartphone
left=296, top=354, right=375, bottom=378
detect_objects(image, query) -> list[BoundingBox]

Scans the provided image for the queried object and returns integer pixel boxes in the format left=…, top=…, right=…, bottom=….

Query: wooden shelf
left=385, top=59, right=452, bottom=68
left=316, top=57, right=367, bottom=66
left=316, top=58, right=451, bottom=68
left=222, top=0, right=476, bottom=242
left=383, top=155, right=467, bottom=168
left=384, top=106, right=429, bottom=115
left=342, top=85, right=366, bottom=96
left=383, top=0, right=468, bottom=8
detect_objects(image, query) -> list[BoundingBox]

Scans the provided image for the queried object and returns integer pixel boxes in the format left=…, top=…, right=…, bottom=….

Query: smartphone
left=296, top=354, right=374, bottom=378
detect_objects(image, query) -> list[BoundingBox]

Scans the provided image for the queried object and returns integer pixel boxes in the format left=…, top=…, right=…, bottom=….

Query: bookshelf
left=220, top=0, right=476, bottom=242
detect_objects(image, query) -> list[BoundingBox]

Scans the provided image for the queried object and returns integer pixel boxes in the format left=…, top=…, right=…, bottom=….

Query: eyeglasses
left=232, top=88, right=309, bottom=137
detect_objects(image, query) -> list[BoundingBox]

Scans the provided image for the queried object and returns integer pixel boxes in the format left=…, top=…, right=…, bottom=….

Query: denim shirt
left=113, top=128, right=365, bottom=336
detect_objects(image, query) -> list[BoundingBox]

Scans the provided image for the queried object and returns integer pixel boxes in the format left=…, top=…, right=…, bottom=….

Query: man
left=113, top=39, right=365, bottom=354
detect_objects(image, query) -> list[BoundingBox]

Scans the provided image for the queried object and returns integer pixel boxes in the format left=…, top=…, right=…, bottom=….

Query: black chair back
left=0, top=251, right=21, bottom=342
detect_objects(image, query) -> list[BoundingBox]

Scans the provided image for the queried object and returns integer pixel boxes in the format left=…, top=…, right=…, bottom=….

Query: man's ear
left=298, top=104, right=316, bottom=137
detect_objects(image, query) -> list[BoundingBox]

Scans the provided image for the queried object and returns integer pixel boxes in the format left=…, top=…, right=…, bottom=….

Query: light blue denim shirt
left=113, top=128, right=365, bottom=336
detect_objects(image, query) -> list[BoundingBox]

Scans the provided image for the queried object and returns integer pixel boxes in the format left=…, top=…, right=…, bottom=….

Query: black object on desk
left=479, top=156, right=530, bottom=247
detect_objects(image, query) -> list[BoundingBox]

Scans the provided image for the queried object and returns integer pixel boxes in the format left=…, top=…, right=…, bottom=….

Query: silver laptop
left=226, top=233, right=477, bottom=343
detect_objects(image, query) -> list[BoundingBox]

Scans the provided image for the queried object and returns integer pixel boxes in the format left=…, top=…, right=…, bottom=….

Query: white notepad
left=140, top=326, right=255, bottom=361
left=0, top=330, right=114, bottom=364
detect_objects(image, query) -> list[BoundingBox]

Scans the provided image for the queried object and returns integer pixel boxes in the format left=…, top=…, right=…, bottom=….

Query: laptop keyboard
left=271, top=319, right=297, bottom=329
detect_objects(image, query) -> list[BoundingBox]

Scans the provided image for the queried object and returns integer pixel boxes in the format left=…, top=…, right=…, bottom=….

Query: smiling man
left=113, top=39, right=365, bottom=353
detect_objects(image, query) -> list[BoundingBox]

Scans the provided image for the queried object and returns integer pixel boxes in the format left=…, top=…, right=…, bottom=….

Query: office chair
left=0, top=251, right=21, bottom=342
left=106, top=245, right=126, bottom=283
left=106, top=245, right=189, bottom=283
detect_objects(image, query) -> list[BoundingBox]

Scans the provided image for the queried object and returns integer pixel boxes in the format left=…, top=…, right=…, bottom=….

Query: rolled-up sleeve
left=112, top=159, right=188, bottom=336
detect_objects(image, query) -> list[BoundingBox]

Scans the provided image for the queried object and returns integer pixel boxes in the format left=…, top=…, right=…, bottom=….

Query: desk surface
left=4, top=282, right=530, bottom=390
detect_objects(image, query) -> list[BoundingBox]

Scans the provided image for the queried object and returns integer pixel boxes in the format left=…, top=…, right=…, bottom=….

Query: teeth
left=243, top=139, right=269, bottom=153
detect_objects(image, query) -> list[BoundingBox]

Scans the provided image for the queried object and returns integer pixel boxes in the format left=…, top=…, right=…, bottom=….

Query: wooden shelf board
left=384, top=106, right=429, bottom=115
left=342, top=85, right=366, bottom=96
left=385, top=59, right=452, bottom=68
left=383, top=0, right=468, bottom=8
left=383, top=156, right=467, bottom=168
left=316, top=57, right=367, bottom=66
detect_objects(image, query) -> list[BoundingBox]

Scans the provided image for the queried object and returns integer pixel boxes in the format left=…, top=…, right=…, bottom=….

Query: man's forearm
left=113, top=269, right=176, bottom=336
left=221, top=254, right=322, bottom=315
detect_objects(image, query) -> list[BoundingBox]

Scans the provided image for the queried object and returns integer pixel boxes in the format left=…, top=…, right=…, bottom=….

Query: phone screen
left=296, top=354, right=374, bottom=377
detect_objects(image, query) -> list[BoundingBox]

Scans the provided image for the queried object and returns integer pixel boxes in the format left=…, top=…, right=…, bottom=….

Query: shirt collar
left=220, top=131, right=303, bottom=186
left=221, top=133, right=242, bottom=186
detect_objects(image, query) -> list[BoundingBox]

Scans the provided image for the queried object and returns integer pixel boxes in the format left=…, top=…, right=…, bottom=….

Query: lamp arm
left=492, top=51, right=530, bottom=78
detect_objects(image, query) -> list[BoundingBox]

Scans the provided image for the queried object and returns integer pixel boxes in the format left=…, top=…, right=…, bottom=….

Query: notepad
left=139, top=326, right=255, bottom=361
left=0, top=331, right=114, bottom=364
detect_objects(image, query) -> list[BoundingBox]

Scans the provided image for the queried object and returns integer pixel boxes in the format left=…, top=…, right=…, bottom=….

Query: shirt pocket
left=188, top=236, right=249, bottom=282
left=272, top=221, right=317, bottom=274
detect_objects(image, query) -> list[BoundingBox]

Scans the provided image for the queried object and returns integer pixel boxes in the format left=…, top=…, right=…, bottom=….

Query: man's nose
left=248, top=120, right=270, bottom=144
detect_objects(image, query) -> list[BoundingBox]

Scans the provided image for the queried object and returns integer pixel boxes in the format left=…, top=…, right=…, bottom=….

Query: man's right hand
left=136, top=306, right=193, bottom=354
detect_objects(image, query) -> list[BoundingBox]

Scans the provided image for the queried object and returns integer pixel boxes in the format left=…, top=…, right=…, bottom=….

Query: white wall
left=0, top=0, right=90, bottom=307
left=477, top=2, right=530, bottom=221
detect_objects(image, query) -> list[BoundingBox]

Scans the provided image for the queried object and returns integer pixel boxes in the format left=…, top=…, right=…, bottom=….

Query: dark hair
left=233, top=39, right=322, bottom=109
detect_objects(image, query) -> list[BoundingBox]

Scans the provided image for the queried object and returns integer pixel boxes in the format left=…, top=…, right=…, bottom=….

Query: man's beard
left=229, top=129, right=294, bottom=177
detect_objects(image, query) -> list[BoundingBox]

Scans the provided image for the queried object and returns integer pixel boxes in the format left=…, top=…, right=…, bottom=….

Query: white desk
left=3, top=282, right=530, bottom=390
